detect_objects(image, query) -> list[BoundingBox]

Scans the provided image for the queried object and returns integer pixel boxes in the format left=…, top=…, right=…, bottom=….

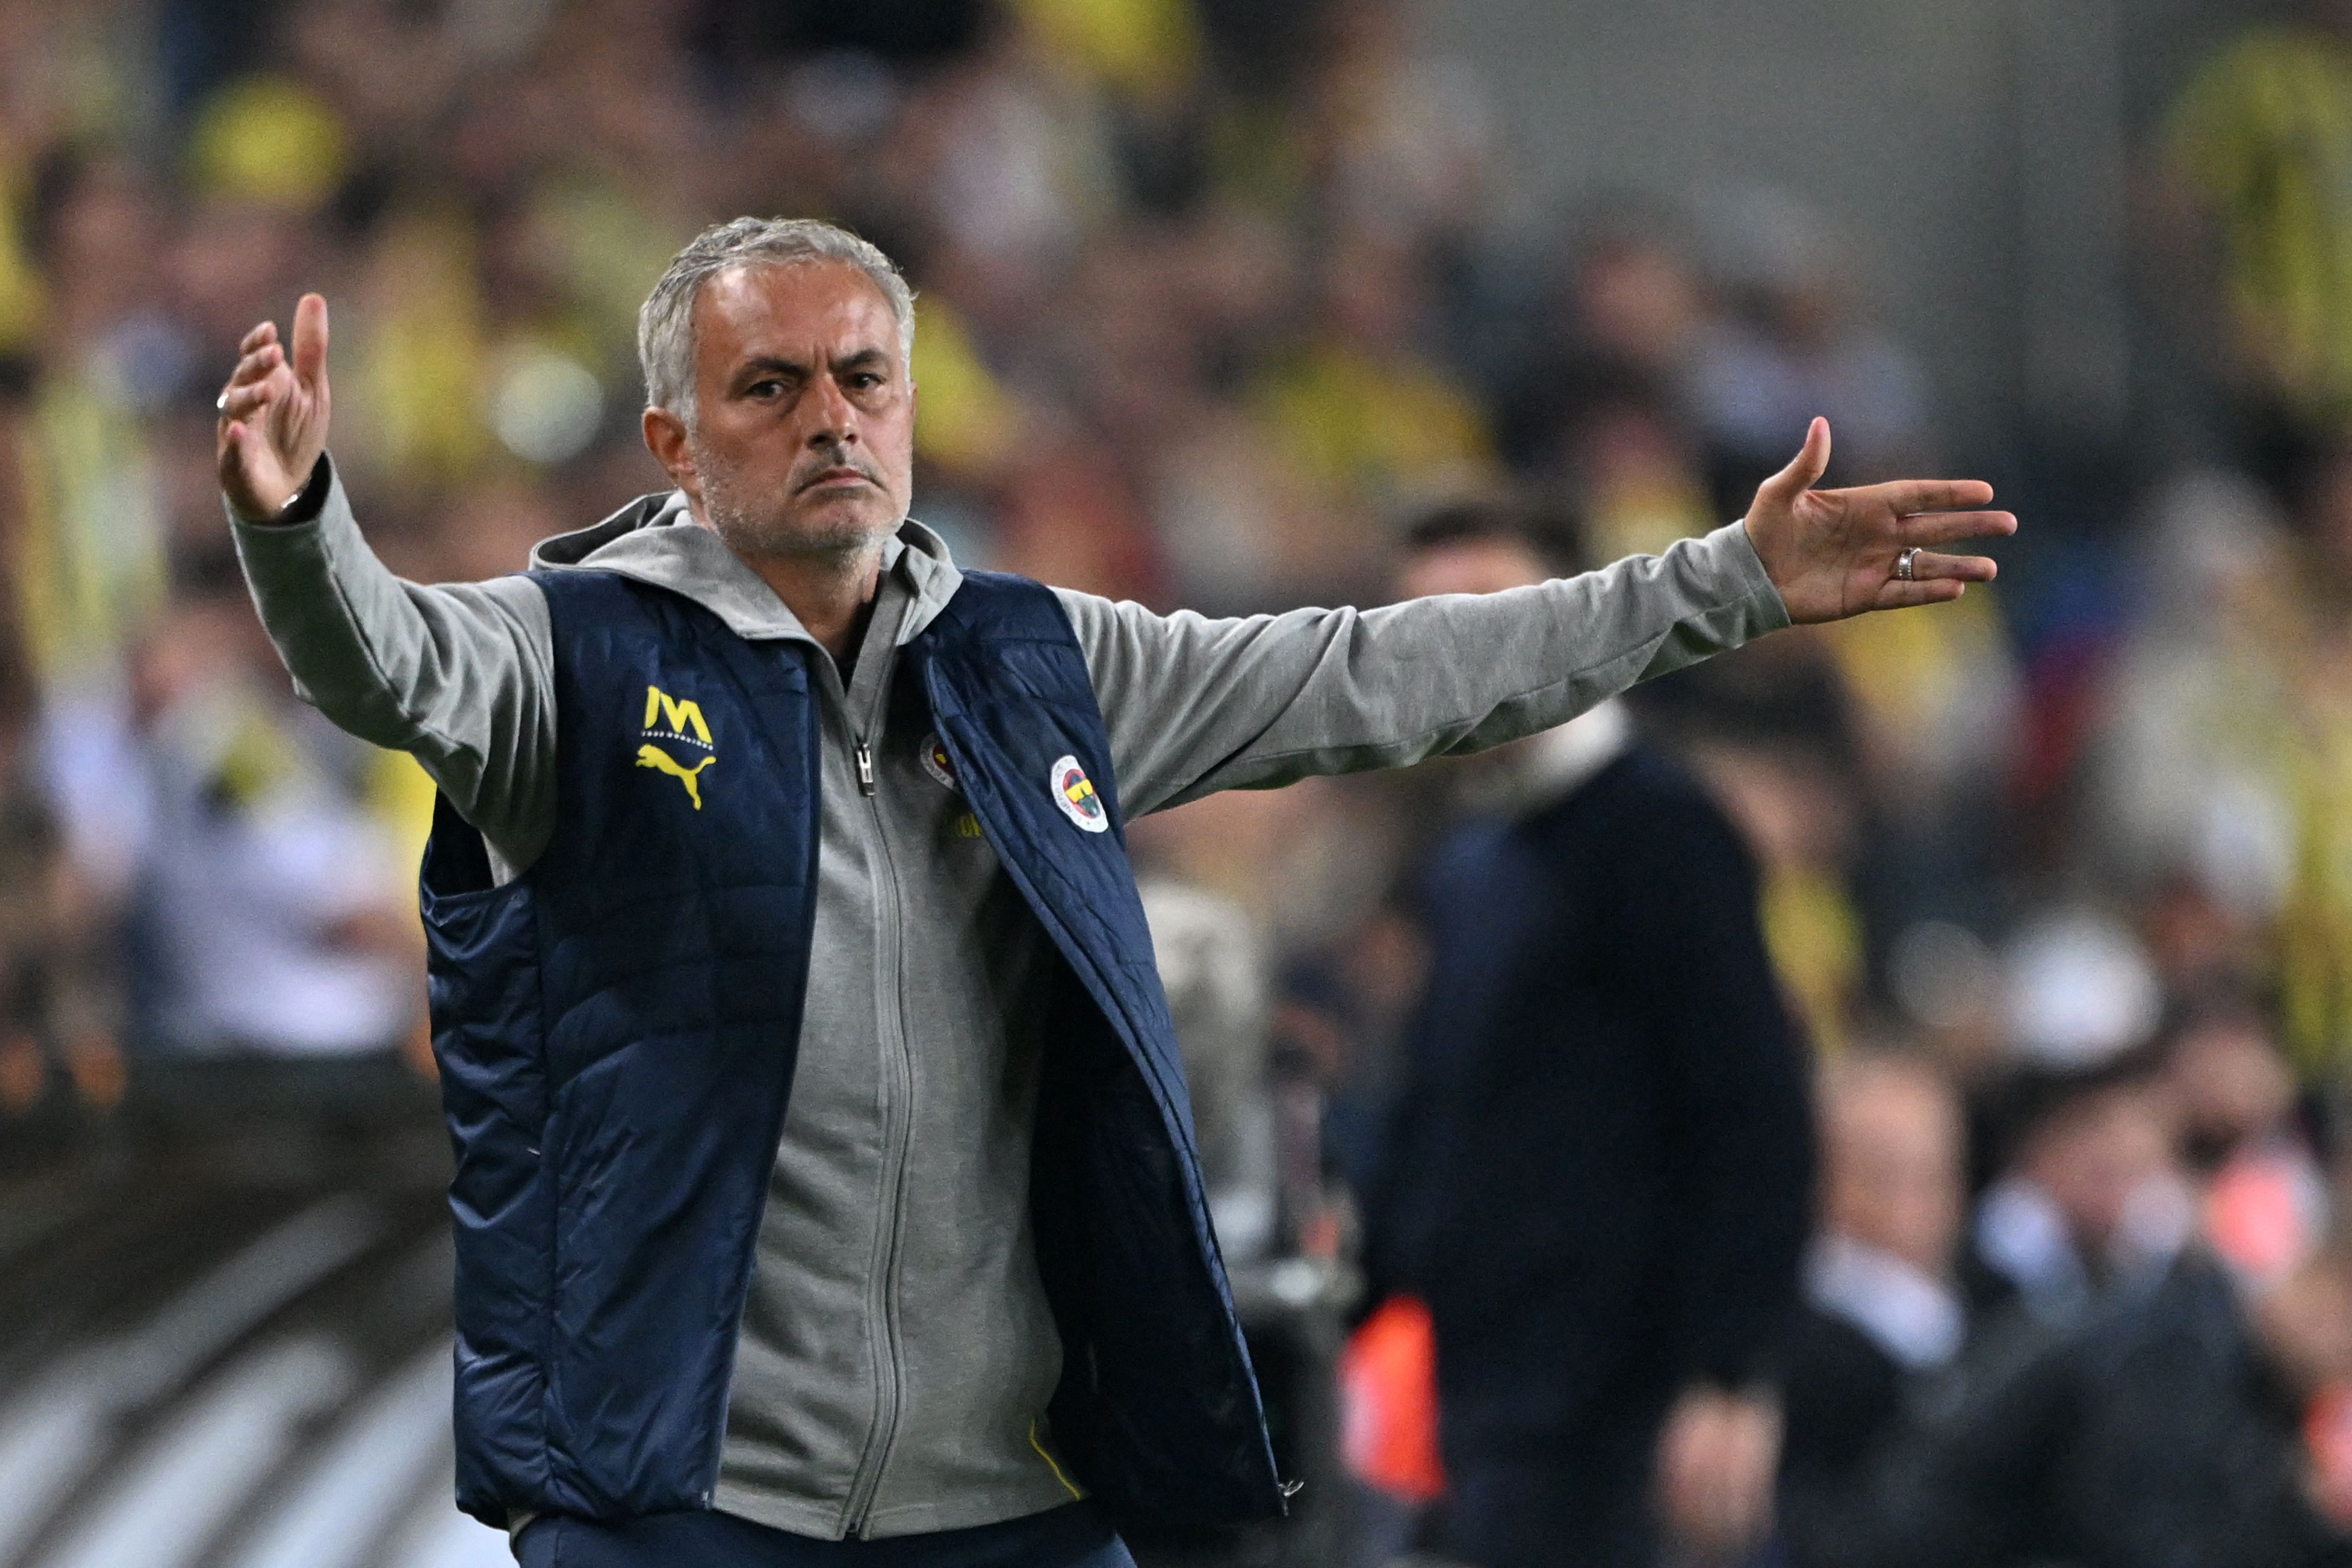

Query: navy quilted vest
left=421, top=567, right=1282, bottom=1531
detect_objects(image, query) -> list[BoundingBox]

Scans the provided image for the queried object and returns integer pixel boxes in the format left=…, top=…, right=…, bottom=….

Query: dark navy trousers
left=515, top=1503, right=1134, bottom=1568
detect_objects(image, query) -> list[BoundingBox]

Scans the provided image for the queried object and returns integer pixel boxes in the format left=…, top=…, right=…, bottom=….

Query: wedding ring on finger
left=1895, top=546, right=1920, bottom=582
left=215, top=390, right=228, bottom=412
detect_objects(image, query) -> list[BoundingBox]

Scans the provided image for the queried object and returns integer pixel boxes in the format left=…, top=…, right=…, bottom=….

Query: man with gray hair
left=213, top=216, right=2010, bottom=1567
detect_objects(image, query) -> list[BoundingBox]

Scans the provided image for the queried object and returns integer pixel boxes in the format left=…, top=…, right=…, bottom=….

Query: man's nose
left=804, top=373, right=858, bottom=445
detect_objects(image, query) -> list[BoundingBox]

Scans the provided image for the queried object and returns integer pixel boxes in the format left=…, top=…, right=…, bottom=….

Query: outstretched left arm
left=1063, top=517, right=1785, bottom=817
left=1065, top=418, right=2013, bottom=817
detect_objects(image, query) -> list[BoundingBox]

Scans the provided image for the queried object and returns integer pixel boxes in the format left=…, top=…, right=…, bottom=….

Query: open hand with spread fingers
left=1740, top=417, right=2014, bottom=624
left=214, top=292, right=331, bottom=522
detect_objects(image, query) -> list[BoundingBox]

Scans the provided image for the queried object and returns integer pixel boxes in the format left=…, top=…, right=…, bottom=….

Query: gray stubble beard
left=695, top=445, right=900, bottom=568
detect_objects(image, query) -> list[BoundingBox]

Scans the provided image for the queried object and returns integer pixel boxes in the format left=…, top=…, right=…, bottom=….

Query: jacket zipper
left=841, top=659, right=913, bottom=1536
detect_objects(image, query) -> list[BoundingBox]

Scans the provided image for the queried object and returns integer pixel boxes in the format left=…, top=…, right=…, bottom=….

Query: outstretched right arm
left=217, top=295, right=559, bottom=879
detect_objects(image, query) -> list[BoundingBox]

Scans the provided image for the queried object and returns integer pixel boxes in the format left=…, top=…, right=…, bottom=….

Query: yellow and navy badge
left=919, top=732, right=959, bottom=792
left=636, top=683, right=715, bottom=809
left=1049, top=754, right=1109, bottom=834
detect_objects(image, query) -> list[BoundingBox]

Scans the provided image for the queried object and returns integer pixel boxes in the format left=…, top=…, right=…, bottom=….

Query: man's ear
left=642, top=406, right=700, bottom=503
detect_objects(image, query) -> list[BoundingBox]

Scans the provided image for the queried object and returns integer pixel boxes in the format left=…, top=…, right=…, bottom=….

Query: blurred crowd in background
left=13, top=0, right=2352, bottom=1563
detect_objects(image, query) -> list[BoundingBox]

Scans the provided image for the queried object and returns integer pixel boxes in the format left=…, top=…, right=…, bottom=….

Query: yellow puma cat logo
left=636, top=744, right=714, bottom=810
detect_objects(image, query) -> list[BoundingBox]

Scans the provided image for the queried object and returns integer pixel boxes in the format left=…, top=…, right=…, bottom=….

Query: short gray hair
left=637, top=216, right=917, bottom=428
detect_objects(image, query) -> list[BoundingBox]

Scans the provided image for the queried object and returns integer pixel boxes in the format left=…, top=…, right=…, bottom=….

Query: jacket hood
left=529, top=489, right=965, bottom=649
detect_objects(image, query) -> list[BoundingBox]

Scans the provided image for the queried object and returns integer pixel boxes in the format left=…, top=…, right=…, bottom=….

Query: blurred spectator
left=1780, top=1049, right=1970, bottom=1568
left=1646, top=639, right=1869, bottom=1055
left=1494, top=206, right=1719, bottom=560
left=2157, top=0, right=2352, bottom=488
left=2091, top=455, right=2352, bottom=1080
left=1966, top=1018, right=2192, bottom=1324
left=1506, top=205, right=1712, bottom=421
left=2174, top=995, right=2333, bottom=1292
left=2175, top=996, right=2306, bottom=1174
left=1363, top=499, right=1813, bottom=1568
left=2086, top=473, right=2302, bottom=1010
left=15, top=148, right=174, bottom=691
left=1536, top=365, right=1722, bottom=569
left=1966, top=1070, right=2187, bottom=1320
left=117, top=566, right=424, bottom=1058
left=0, top=376, right=120, bottom=1118
left=1300, top=0, right=1495, bottom=248
left=1250, top=224, right=1497, bottom=522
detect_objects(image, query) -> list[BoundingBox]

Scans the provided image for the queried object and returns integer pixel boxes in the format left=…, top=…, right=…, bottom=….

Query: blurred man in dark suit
left=1366, top=501, right=1815, bottom=1568
left=1778, top=1050, right=1971, bottom=1566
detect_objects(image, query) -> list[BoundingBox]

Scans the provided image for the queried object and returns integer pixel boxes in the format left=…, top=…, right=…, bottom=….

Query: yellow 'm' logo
left=636, top=744, right=714, bottom=809
left=642, top=685, right=712, bottom=746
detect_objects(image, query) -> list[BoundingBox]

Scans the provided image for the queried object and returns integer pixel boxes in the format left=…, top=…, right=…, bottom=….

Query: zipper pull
left=855, top=741, right=876, bottom=795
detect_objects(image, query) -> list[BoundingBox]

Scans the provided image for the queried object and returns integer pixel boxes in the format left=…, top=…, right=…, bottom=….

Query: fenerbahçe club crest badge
left=919, top=733, right=959, bottom=792
left=1050, top=754, right=1109, bottom=833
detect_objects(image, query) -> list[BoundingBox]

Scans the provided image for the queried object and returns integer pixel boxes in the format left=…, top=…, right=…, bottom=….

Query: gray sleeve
left=228, top=457, right=559, bottom=877
left=1059, top=520, right=1790, bottom=817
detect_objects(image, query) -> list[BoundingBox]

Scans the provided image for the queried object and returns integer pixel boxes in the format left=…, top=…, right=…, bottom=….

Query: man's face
left=1823, top=1067, right=1964, bottom=1278
left=649, top=259, right=915, bottom=561
left=2020, top=1083, right=2176, bottom=1259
